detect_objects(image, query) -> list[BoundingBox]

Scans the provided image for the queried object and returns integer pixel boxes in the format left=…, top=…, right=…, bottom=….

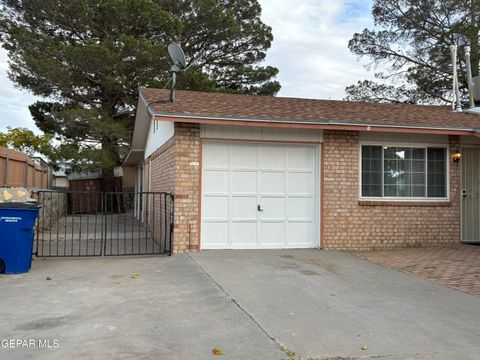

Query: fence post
left=3, top=156, right=9, bottom=186
left=169, top=195, right=174, bottom=256
left=35, top=191, right=41, bottom=257
left=24, top=160, right=28, bottom=187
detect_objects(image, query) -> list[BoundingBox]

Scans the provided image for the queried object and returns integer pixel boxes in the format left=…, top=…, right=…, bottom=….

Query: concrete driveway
left=191, top=250, right=480, bottom=360
left=1, top=250, right=480, bottom=360
left=0, top=256, right=283, bottom=360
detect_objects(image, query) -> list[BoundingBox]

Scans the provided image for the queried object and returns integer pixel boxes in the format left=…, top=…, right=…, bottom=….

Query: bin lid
left=0, top=201, right=41, bottom=209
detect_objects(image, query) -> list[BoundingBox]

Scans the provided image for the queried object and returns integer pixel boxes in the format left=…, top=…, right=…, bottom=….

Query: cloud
left=0, top=48, right=40, bottom=133
left=0, top=1, right=375, bottom=133
left=258, top=0, right=375, bottom=99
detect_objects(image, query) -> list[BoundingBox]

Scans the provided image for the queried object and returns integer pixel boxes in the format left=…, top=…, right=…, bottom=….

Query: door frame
left=199, top=139, right=321, bottom=249
left=460, top=145, right=480, bottom=243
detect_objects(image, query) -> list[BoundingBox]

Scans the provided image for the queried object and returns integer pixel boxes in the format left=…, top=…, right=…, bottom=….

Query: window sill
left=358, top=200, right=451, bottom=207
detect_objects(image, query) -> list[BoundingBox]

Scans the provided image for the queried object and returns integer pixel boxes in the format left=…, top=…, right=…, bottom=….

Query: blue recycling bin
left=0, top=203, right=40, bottom=274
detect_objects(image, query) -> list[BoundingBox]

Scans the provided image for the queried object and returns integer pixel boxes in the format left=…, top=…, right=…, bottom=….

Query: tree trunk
left=101, top=136, right=120, bottom=193
left=102, top=167, right=115, bottom=192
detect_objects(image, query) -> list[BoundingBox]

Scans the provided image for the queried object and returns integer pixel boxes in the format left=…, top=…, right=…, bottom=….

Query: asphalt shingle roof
left=139, top=88, right=480, bottom=131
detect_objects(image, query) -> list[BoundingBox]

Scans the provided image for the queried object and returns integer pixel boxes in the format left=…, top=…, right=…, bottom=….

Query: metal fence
left=35, top=191, right=174, bottom=257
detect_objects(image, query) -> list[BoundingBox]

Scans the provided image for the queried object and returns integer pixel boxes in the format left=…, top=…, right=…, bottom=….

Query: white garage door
left=201, top=141, right=319, bottom=249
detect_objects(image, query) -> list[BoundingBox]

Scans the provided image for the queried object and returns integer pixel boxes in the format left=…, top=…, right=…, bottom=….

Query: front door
left=461, top=148, right=480, bottom=243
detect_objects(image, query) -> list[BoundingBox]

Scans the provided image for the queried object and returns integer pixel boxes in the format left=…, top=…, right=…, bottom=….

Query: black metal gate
left=35, top=191, right=174, bottom=257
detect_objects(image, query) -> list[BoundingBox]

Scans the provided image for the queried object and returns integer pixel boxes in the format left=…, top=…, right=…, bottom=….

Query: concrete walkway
left=350, top=244, right=480, bottom=298
left=191, top=250, right=480, bottom=359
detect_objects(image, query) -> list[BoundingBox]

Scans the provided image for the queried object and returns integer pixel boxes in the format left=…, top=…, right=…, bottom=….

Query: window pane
left=384, top=185, right=397, bottom=197
left=383, top=146, right=397, bottom=159
left=411, top=159, right=425, bottom=173
left=383, top=147, right=425, bottom=198
left=361, top=146, right=382, bottom=197
left=427, top=148, right=447, bottom=198
left=412, top=185, right=426, bottom=197
left=411, top=148, right=425, bottom=159
left=362, top=146, right=447, bottom=199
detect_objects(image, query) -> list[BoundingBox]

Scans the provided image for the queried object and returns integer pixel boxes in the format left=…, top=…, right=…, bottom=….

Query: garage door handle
left=257, top=204, right=264, bottom=212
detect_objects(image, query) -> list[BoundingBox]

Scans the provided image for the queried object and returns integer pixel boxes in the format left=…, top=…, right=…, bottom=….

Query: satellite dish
left=168, top=43, right=186, bottom=70
left=167, top=42, right=204, bottom=102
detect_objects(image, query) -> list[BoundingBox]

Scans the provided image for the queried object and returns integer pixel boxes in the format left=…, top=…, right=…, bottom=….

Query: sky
left=0, top=0, right=374, bottom=134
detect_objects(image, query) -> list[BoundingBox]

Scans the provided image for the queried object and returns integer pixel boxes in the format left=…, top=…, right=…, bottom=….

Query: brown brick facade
left=321, top=131, right=461, bottom=250
left=146, top=125, right=461, bottom=253
left=145, top=123, right=200, bottom=253
left=146, top=137, right=176, bottom=194
left=172, top=123, right=200, bottom=252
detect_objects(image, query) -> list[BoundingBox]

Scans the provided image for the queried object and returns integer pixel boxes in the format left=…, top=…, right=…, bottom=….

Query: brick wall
left=148, top=137, right=175, bottom=194
left=147, top=126, right=461, bottom=253
left=322, top=131, right=460, bottom=250
left=172, top=123, right=200, bottom=252
left=146, top=123, right=200, bottom=253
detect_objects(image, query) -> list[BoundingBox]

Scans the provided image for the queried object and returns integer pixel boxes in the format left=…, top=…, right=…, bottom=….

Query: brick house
left=123, top=88, right=480, bottom=253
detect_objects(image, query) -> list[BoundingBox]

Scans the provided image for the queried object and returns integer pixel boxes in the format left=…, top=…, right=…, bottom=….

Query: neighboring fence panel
left=0, top=147, right=49, bottom=188
left=35, top=191, right=173, bottom=257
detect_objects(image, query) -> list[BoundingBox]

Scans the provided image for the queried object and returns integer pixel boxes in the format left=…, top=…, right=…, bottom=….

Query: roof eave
left=152, top=113, right=476, bottom=136
left=123, top=149, right=145, bottom=166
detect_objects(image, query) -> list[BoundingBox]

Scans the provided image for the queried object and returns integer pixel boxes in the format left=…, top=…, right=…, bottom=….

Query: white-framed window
left=360, top=144, right=448, bottom=200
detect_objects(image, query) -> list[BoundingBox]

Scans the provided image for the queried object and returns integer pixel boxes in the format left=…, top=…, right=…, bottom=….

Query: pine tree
left=0, top=0, right=280, bottom=189
left=346, top=0, right=479, bottom=105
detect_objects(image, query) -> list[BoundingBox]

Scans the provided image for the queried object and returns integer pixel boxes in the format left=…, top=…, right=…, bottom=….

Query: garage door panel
left=203, top=196, right=229, bottom=220
left=259, top=197, right=285, bottom=220
left=231, top=144, right=257, bottom=169
left=258, top=222, right=284, bottom=246
left=286, top=222, right=313, bottom=246
left=287, top=197, right=313, bottom=220
left=231, top=222, right=257, bottom=247
left=231, top=196, right=257, bottom=220
left=202, top=222, right=228, bottom=247
left=287, top=172, right=314, bottom=195
left=203, top=143, right=229, bottom=168
left=259, top=146, right=285, bottom=169
left=203, top=170, right=228, bottom=193
left=202, top=142, right=318, bottom=249
left=259, top=172, right=285, bottom=194
left=230, top=171, right=257, bottom=193
left=286, top=147, right=315, bottom=170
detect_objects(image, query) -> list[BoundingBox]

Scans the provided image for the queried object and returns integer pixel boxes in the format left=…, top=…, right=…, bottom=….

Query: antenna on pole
left=465, top=45, right=475, bottom=109
left=450, top=44, right=462, bottom=112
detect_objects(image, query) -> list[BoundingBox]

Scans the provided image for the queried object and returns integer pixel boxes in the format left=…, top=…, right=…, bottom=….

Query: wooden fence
left=0, top=147, right=50, bottom=189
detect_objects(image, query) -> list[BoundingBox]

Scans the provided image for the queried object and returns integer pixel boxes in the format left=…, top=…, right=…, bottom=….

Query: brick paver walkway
left=350, top=244, right=480, bottom=298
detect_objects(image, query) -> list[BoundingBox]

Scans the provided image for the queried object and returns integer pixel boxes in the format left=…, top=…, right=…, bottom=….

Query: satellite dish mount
left=168, top=43, right=187, bottom=103
left=167, top=43, right=205, bottom=102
